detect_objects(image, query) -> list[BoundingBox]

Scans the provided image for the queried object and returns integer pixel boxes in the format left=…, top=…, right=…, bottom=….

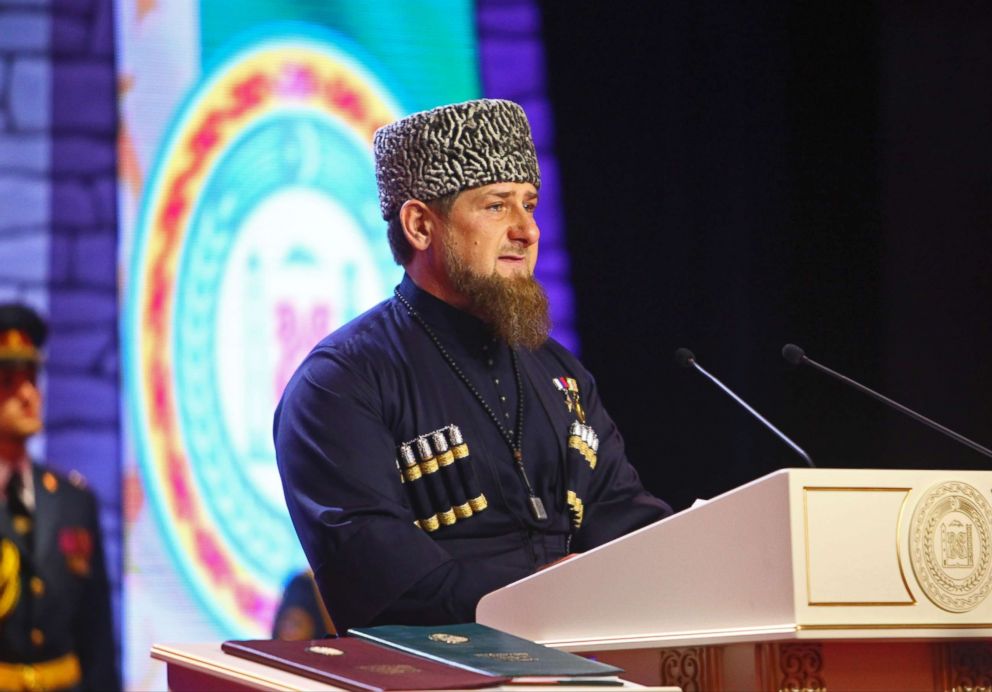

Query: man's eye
left=487, top=203, right=504, bottom=211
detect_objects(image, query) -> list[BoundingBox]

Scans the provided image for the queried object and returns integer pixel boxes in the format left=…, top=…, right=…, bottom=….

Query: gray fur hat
left=373, top=99, right=541, bottom=220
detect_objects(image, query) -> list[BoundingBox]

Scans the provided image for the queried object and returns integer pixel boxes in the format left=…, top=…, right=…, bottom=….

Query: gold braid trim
left=568, top=436, right=597, bottom=469
left=418, top=515, right=440, bottom=532
left=566, top=491, right=584, bottom=530
left=0, top=539, right=21, bottom=620
left=0, top=653, right=82, bottom=691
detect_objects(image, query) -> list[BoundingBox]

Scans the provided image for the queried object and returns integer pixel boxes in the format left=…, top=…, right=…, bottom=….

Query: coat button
left=30, top=577, right=44, bottom=597
left=30, top=628, right=44, bottom=646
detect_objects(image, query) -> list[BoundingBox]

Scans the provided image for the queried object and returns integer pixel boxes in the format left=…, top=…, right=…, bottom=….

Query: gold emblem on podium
left=909, top=481, right=992, bottom=612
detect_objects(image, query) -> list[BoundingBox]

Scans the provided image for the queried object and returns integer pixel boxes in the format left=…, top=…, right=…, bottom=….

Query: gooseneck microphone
left=676, top=348, right=815, bottom=468
left=782, top=343, right=992, bottom=460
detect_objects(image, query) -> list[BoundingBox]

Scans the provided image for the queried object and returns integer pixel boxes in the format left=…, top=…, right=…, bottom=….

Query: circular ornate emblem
left=428, top=633, right=470, bottom=645
left=125, top=26, right=404, bottom=635
left=909, top=481, right=992, bottom=612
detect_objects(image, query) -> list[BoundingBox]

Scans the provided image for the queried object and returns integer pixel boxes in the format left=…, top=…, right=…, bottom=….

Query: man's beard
left=443, top=243, right=551, bottom=350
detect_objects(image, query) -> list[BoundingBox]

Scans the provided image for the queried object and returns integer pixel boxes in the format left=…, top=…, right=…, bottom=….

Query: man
left=0, top=304, right=118, bottom=691
left=275, top=99, right=671, bottom=634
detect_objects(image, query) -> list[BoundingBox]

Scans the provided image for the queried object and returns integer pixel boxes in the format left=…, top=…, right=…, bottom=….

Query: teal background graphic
left=200, top=0, right=481, bottom=111
left=119, top=1, right=574, bottom=686
left=122, top=5, right=486, bottom=682
left=173, top=113, right=390, bottom=587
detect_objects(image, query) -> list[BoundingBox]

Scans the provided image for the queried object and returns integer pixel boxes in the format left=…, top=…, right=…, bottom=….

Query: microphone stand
left=677, top=348, right=815, bottom=468
left=782, top=344, right=992, bottom=461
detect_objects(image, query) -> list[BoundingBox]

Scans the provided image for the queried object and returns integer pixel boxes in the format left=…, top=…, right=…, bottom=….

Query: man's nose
left=508, top=206, right=540, bottom=245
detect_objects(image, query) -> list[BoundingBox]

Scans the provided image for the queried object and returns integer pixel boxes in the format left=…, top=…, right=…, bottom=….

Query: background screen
left=115, top=2, right=569, bottom=687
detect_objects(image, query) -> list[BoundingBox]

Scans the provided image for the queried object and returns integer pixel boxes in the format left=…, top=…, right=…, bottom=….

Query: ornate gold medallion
left=428, top=632, right=469, bottom=644
left=909, top=481, right=992, bottom=612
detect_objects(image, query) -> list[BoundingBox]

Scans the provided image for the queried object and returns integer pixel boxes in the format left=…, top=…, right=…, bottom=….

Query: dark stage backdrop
left=539, top=2, right=992, bottom=511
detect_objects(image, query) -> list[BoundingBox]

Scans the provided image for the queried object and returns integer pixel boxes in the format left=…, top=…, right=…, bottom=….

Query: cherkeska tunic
left=274, top=275, right=671, bottom=633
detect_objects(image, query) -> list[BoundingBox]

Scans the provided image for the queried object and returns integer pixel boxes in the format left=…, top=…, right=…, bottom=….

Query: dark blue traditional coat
left=274, top=275, right=671, bottom=633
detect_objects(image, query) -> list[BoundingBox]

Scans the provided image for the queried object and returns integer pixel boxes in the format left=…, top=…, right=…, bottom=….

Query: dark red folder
left=222, top=637, right=509, bottom=691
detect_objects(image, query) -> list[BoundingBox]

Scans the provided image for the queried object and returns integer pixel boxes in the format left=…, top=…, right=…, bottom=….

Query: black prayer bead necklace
left=394, top=288, right=548, bottom=522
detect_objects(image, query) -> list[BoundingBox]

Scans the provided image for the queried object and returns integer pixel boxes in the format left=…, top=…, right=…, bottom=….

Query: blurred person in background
left=271, top=569, right=335, bottom=641
left=0, top=304, right=118, bottom=691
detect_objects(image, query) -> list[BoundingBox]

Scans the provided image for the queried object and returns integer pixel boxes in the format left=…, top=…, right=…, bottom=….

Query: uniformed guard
left=0, top=303, right=119, bottom=691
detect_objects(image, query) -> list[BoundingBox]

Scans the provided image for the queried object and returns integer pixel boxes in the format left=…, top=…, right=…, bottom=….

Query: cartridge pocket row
left=396, top=424, right=487, bottom=532
left=567, top=420, right=599, bottom=469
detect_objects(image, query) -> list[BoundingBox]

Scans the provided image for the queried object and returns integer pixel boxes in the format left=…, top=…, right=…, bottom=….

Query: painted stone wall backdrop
left=3, top=0, right=121, bottom=655
left=0, top=1, right=51, bottom=308
left=50, top=0, right=122, bottom=658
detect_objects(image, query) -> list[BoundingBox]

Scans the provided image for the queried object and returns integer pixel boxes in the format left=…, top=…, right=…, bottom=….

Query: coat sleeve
left=273, top=349, right=520, bottom=633
left=569, top=369, right=673, bottom=552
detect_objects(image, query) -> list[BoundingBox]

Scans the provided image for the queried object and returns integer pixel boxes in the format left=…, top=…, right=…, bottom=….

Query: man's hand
left=538, top=553, right=578, bottom=571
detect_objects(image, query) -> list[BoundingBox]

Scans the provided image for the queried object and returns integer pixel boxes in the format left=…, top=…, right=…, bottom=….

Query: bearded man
left=274, top=99, right=671, bottom=634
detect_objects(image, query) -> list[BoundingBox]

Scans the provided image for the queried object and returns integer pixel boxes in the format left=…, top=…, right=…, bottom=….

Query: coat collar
left=516, top=348, right=570, bottom=509
left=396, top=274, right=495, bottom=351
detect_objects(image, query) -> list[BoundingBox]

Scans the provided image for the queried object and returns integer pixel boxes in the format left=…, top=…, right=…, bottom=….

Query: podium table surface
left=478, top=468, right=992, bottom=650
left=150, top=642, right=681, bottom=692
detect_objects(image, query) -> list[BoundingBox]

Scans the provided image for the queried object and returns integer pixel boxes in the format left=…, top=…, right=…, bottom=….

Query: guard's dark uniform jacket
left=0, top=464, right=118, bottom=691
left=274, top=275, right=672, bottom=633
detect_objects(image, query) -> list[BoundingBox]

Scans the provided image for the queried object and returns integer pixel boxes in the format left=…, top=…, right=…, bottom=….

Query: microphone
left=782, top=344, right=992, bottom=460
left=676, top=348, right=815, bottom=468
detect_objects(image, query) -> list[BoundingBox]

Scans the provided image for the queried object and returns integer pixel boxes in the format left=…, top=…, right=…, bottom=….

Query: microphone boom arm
left=797, top=351, right=992, bottom=460
left=681, top=353, right=816, bottom=468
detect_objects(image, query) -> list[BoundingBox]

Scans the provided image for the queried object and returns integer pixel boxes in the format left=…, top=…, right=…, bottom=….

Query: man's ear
left=399, top=200, right=438, bottom=252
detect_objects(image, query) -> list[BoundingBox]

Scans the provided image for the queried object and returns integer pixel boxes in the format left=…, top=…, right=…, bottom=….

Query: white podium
left=477, top=468, right=992, bottom=691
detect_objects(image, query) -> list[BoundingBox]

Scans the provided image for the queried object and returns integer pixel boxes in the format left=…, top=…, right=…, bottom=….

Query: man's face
left=439, top=182, right=540, bottom=283
left=428, top=182, right=550, bottom=349
left=0, top=364, right=43, bottom=443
